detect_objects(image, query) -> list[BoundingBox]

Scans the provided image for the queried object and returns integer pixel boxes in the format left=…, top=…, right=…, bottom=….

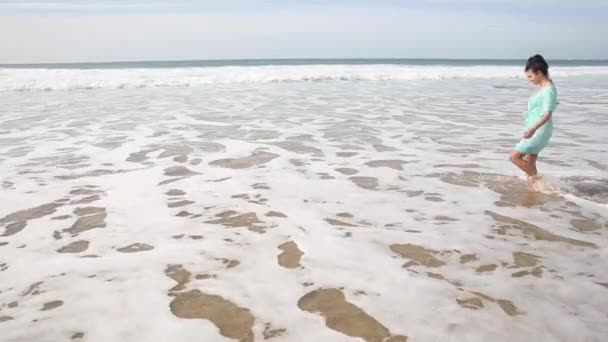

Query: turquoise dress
left=515, top=84, right=558, bottom=155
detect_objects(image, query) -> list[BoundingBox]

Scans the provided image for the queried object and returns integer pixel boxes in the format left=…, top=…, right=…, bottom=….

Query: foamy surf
left=557, top=177, right=608, bottom=208
left=526, top=175, right=608, bottom=204
left=528, top=175, right=558, bottom=193
left=1, top=63, right=607, bottom=342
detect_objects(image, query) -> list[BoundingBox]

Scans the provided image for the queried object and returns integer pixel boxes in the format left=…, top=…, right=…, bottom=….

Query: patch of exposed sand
left=64, top=209, right=107, bottom=235
left=206, top=211, right=266, bottom=233
left=252, top=183, right=270, bottom=190
left=289, top=159, right=307, bottom=167
left=195, top=274, right=217, bottom=280
left=336, top=152, right=358, bottom=157
left=298, top=288, right=407, bottom=342
left=349, top=176, right=379, bottom=190
left=173, top=155, right=187, bottom=163
left=168, top=200, right=194, bottom=208
left=57, top=241, right=89, bottom=253
left=390, top=244, right=446, bottom=268
left=127, top=149, right=156, bottom=163
left=337, top=213, right=354, bottom=218
left=571, top=218, right=603, bottom=233
left=23, top=281, right=44, bottom=296
left=209, top=151, right=278, bottom=169
left=158, top=146, right=194, bottom=159
left=2, top=221, right=27, bottom=237
left=459, top=254, right=478, bottom=264
left=365, top=160, right=407, bottom=171
left=165, top=264, right=191, bottom=291
left=166, top=189, right=186, bottom=196
left=164, top=166, right=199, bottom=177
left=512, top=252, right=541, bottom=268
left=1, top=202, right=64, bottom=236
left=434, top=163, right=480, bottom=168
left=117, top=243, right=154, bottom=253
left=263, top=323, right=286, bottom=340
left=486, top=211, right=596, bottom=248
left=170, top=290, right=255, bottom=342
left=457, top=297, right=484, bottom=310
left=470, top=291, right=524, bottom=316
left=475, top=264, right=498, bottom=273
left=273, top=141, right=322, bottom=156
left=41, top=300, right=63, bottom=311
left=70, top=188, right=101, bottom=196
left=277, top=241, right=304, bottom=269
left=335, top=168, right=359, bottom=175
left=73, top=207, right=104, bottom=216
left=325, top=218, right=358, bottom=227
left=165, top=264, right=255, bottom=342
left=158, top=177, right=187, bottom=186
left=221, top=259, right=240, bottom=269
left=70, top=195, right=101, bottom=205
left=56, top=169, right=132, bottom=180
left=71, top=332, right=85, bottom=340
left=176, top=211, right=192, bottom=217
left=424, top=195, right=444, bottom=202
left=266, top=211, right=287, bottom=218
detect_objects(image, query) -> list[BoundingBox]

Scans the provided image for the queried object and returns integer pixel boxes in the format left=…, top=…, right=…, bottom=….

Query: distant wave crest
left=1, top=64, right=608, bottom=92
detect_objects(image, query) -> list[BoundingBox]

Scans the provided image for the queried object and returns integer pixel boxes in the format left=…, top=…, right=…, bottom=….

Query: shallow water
left=1, top=66, right=607, bottom=342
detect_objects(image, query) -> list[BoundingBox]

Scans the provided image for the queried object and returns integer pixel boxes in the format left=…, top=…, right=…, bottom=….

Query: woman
left=510, top=54, right=558, bottom=184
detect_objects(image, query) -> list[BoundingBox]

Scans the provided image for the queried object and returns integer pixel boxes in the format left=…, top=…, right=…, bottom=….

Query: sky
left=0, top=0, right=607, bottom=63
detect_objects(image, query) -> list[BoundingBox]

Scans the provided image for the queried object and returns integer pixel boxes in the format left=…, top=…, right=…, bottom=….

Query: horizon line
left=2, top=57, right=608, bottom=67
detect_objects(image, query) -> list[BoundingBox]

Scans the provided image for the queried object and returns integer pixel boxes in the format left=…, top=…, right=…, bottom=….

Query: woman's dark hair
left=525, top=54, right=549, bottom=77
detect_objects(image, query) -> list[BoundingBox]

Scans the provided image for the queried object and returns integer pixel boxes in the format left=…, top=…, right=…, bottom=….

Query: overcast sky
left=1, top=0, right=607, bottom=63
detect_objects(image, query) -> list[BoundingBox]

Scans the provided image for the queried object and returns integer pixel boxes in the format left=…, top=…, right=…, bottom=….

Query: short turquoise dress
left=515, top=84, right=558, bottom=155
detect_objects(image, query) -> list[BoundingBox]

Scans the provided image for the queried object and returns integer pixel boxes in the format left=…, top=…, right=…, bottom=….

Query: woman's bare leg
left=510, top=151, right=538, bottom=177
left=523, top=154, right=540, bottom=187
left=525, top=154, right=538, bottom=176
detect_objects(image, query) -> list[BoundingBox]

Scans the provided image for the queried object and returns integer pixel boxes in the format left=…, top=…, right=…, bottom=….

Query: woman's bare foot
left=527, top=174, right=542, bottom=190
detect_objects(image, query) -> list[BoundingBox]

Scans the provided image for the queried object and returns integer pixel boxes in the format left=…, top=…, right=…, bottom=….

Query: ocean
left=2, top=58, right=608, bottom=91
left=1, top=59, right=607, bottom=342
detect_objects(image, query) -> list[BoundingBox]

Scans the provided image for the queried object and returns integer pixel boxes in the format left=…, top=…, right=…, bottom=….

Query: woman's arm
left=523, top=111, right=552, bottom=138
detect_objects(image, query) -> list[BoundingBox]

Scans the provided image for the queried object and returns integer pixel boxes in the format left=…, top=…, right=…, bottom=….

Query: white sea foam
left=1, top=64, right=608, bottom=92
left=0, top=72, right=607, bottom=342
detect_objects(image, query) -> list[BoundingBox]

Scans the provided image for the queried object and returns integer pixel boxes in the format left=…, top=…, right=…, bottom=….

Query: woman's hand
left=523, top=128, right=536, bottom=139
